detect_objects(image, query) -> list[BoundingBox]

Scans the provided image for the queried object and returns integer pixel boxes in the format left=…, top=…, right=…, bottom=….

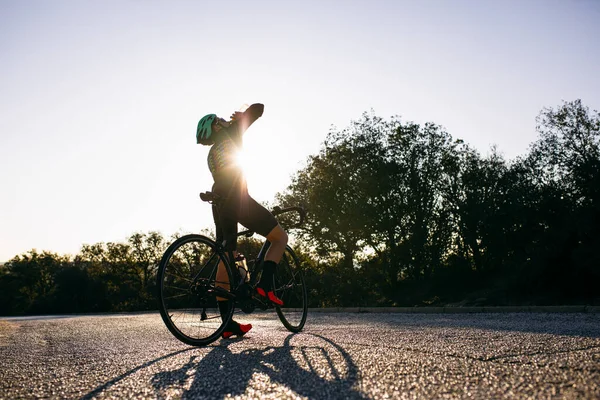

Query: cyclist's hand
left=230, top=111, right=244, bottom=121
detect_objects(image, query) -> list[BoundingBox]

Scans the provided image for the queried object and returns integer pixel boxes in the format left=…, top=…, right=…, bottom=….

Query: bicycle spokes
left=157, top=235, right=235, bottom=346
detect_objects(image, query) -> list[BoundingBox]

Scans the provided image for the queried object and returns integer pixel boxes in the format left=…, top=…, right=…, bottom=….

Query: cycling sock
left=256, top=260, right=283, bottom=306
left=218, top=300, right=252, bottom=337
left=218, top=300, right=231, bottom=323
left=218, top=300, right=238, bottom=329
left=258, top=260, right=277, bottom=291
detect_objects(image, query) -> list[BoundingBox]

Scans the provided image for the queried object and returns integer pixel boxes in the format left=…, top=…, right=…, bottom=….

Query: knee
left=268, top=225, right=288, bottom=246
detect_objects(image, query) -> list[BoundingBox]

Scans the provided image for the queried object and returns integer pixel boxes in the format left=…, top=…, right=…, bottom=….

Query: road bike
left=157, top=191, right=308, bottom=346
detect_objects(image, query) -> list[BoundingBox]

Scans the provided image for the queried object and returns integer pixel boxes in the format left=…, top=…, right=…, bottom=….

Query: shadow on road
left=82, top=333, right=366, bottom=399
left=151, top=333, right=366, bottom=399
left=81, top=348, right=193, bottom=399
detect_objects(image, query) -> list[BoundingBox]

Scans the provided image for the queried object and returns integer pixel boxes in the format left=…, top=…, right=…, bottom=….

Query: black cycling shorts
left=211, top=173, right=278, bottom=251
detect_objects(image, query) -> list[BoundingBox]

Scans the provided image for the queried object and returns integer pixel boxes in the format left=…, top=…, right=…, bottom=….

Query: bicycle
left=157, top=191, right=308, bottom=346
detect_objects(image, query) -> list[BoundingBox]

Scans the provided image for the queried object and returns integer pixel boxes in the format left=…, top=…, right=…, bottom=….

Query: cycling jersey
left=207, top=136, right=240, bottom=176
left=207, top=103, right=263, bottom=177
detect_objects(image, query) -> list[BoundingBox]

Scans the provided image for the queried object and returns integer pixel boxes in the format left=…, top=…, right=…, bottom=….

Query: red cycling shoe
left=256, top=287, right=284, bottom=306
left=222, top=322, right=252, bottom=339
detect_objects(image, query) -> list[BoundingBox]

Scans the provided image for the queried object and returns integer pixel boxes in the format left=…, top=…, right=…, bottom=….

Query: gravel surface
left=0, top=312, right=599, bottom=399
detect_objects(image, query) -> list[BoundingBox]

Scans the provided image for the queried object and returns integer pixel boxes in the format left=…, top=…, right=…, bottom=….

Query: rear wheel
left=157, top=234, right=234, bottom=346
left=274, top=246, right=308, bottom=332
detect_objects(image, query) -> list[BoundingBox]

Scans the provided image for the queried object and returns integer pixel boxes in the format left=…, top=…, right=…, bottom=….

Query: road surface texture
left=0, top=312, right=599, bottom=399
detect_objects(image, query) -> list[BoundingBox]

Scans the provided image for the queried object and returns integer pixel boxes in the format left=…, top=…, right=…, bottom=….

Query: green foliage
left=279, top=101, right=600, bottom=306
left=279, top=112, right=465, bottom=298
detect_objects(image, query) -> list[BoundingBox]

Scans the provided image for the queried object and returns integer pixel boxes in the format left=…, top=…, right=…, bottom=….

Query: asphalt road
left=0, top=312, right=599, bottom=399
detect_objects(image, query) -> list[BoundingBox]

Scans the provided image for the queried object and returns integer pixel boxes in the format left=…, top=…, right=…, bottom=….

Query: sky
left=1, top=0, right=599, bottom=262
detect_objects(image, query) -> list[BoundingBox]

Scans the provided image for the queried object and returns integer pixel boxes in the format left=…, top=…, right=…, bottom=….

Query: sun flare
left=233, top=148, right=274, bottom=201
left=233, top=149, right=251, bottom=175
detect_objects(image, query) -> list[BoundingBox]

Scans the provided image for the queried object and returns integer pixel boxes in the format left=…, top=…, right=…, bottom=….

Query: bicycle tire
left=274, top=246, right=308, bottom=332
left=157, top=234, right=234, bottom=346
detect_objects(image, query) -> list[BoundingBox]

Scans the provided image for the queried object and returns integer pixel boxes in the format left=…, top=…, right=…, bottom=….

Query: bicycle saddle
left=199, top=191, right=222, bottom=203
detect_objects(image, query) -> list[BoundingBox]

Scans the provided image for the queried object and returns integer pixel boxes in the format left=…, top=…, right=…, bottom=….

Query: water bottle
left=235, top=253, right=250, bottom=283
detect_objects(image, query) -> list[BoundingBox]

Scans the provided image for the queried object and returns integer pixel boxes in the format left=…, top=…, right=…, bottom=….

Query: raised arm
left=231, top=103, right=264, bottom=134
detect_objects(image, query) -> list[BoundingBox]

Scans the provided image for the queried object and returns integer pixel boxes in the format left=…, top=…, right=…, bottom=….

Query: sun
left=233, top=149, right=252, bottom=176
left=233, top=147, right=274, bottom=201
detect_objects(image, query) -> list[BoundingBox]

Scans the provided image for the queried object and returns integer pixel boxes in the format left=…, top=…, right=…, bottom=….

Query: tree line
left=1, top=100, right=598, bottom=315
left=0, top=232, right=166, bottom=315
left=279, top=99, right=599, bottom=307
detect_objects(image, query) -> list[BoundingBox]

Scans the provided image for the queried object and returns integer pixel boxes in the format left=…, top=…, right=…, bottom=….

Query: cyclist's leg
left=238, top=194, right=288, bottom=304
left=264, top=224, right=288, bottom=263
left=212, top=177, right=243, bottom=294
left=260, top=225, right=288, bottom=306
left=238, top=194, right=288, bottom=262
left=212, top=181, right=252, bottom=337
left=212, top=202, right=232, bottom=299
left=215, top=213, right=251, bottom=336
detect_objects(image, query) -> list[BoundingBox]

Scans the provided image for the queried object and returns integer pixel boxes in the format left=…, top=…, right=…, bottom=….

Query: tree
left=0, top=251, right=70, bottom=314
left=523, top=100, right=600, bottom=302
left=530, top=99, right=600, bottom=198
left=279, top=113, right=459, bottom=303
left=129, top=231, right=166, bottom=289
left=387, top=121, right=457, bottom=281
left=442, top=145, right=517, bottom=274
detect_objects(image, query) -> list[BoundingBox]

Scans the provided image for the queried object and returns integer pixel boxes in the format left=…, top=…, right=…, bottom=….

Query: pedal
left=251, top=293, right=272, bottom=310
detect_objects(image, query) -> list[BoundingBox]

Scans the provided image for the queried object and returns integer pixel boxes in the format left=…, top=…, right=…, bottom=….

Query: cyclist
left=196, top=103, right=288, bottom=339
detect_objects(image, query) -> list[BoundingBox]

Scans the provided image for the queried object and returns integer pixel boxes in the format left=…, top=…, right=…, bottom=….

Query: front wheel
left=157, top=234, right=234, bottom=346
left=274, top=246, right=308, bottom=332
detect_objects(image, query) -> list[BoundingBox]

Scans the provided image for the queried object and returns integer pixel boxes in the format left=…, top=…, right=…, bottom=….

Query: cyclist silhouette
left=196, top=103, right=288, bottom=339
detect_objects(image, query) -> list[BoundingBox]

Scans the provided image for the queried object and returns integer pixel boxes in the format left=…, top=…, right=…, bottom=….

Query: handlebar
left=237, top=206, right=306, bottom=238
left=271, top=206, right=307, bottom=228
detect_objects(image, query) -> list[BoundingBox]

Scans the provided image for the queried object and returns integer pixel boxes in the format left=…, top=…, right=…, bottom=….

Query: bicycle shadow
left=81, top=348, right=194, bottom=399
left=151, top=333, right=366, bottom=399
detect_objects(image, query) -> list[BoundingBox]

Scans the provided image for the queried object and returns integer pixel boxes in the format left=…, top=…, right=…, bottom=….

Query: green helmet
left=196, top=114, right=217, bottom=145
